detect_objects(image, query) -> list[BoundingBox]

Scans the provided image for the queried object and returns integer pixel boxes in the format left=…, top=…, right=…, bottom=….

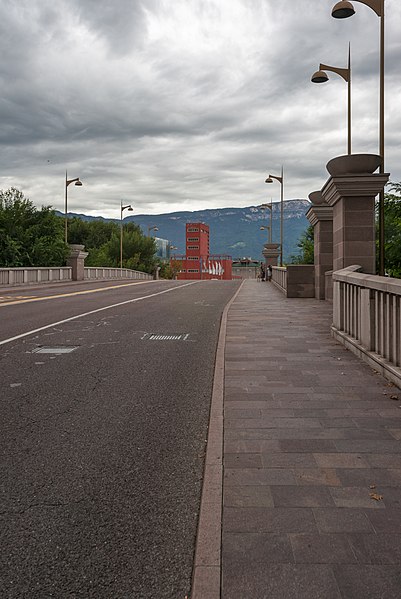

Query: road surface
left=0, top=279, right=240, bottom=598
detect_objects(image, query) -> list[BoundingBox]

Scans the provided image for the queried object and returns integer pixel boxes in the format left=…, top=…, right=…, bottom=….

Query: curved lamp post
left=311, top=45, right=351, bottom=155
left=332, top=0, right=385, bottom=274
left=265, top=167, right=284, bottom=265
left=65, top=171, right=83, bottom=244
left=120, top=201, right=133, bottom=269
left=148, top=225, right=158, bottom=237
left=260, top=225, right=271, bottom=243
left=259, top=202, right=273, bottom=243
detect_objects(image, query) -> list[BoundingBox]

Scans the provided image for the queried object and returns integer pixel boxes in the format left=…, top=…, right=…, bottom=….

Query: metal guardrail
left=332, top=265, right=401, bottom=387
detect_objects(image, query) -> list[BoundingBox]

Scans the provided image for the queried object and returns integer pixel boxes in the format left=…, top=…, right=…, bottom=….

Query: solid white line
left=0, top=282, right=198, bottom=347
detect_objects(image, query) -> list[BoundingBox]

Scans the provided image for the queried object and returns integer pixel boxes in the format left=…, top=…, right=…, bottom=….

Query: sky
left=1, top=0, right=400, bottom=218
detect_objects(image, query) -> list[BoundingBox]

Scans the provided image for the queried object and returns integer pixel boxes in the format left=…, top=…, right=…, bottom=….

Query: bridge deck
left=221, top=279, right=401, bottom=598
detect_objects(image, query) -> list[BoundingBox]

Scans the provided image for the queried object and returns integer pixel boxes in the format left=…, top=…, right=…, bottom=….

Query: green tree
left=380, top=183, right=401, bottom=278
left=0, top=188, right=68, bottom=267
left=289, top=225, right=314, bottom=265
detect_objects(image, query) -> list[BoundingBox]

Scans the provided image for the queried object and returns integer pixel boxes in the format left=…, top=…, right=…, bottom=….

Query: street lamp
left=65, top=171, right=83, bottom=244
left=265, top=167, right=284, bottom=265
left=311, top=44, right=352, bottom=155
left=120, top=201, right=133, bottom=269
left=259, top=202, right=273, bottom=243
left=148, top=225, right=159, bottom=236
left=260, top=225, right=272, bottom=243
left=332, top=0, right=385, bottom=274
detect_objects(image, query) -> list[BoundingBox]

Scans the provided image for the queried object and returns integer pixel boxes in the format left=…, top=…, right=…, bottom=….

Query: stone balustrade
left=332, top=265, right=401, bottom=388
left=0, top=267, right=72, bottom=286
left=0, top=266, right=153, bottom=287
left=84, top=268, right=153, bottom=281
left=271, top=265, right=315, bottom=298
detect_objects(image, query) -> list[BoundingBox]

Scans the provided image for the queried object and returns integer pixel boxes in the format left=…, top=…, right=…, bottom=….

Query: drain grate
left=32, top=346, right=79, bottom=354
left=141, top=333, right=190, bottom=341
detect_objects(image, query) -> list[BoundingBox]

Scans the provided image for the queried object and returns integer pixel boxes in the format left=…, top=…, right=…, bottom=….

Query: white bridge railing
left=0, top=267, right=72, bottom=286
left=271, top=266, right=287, bottom=293
left=332, top=265, right=401, bottom=388
left=0, top=267, right=153, bottom=286
left=84, top=268, right=152, bottom=281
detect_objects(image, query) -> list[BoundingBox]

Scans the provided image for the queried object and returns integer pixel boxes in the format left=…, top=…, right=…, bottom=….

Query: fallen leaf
left=369, top=485, right=376, bottom=489
left=370, top=493, right=383, bottom=501
left=390, top=395, right=399, bottom=400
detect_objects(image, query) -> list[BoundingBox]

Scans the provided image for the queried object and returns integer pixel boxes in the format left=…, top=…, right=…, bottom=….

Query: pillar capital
left=306, top=205, right=333, bottom=226
left=322, top=173, right=389, bottom=206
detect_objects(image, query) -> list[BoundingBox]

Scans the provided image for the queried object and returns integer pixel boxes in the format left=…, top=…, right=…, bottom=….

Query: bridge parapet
left=332, top=265, right=401, bottom=389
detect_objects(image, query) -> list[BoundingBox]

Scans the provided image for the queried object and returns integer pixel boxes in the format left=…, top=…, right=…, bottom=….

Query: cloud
left=0, top=0, right=400, bottom=218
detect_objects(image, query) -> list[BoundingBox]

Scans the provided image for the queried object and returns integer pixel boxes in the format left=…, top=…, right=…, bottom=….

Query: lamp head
left=311, top=70, right=329, bottom=84
left=153, top=226, right=159, bottom=231
left=332, top=1, right=355, bottom=18
left=265, top=177, right=273, bottom=184
left=128, top=206, right=133, bottom=211
left=75, top=179, right=83, bottom=186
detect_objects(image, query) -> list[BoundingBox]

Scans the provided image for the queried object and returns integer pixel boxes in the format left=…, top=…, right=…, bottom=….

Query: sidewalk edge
left=190, top=281, right=244, bottom=599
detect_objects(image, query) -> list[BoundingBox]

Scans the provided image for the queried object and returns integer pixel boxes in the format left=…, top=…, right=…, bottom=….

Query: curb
left=190, top=281, right=244, bottom=599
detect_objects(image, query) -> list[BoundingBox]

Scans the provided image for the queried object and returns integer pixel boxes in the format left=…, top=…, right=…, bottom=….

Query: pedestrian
left=260, top=263, right=265, bottom=282
left=267, top=265, right=272, bottom=282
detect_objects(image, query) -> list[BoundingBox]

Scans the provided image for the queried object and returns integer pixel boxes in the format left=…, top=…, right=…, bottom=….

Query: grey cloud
left=0, top=0, right=400, bottom=219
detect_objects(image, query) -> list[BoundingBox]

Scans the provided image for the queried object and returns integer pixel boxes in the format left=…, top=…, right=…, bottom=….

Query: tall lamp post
left=65, top=171, right=83, bottom=244
left=120, top=201, right=133, bottom=269
left=332, top=0, right=385, bottom=274
left=265, top=167, right=284, bottom=265
left=311, top=44, right=352, bottom=155
left=260, top=225, right=271, bottom=243
left=259, top=202, right=273, bottom=243
left=148, top=225, right=158, bottom=236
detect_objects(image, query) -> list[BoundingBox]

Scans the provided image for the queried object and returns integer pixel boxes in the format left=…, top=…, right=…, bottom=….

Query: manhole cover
left=32, top=346, right=79, bottom=354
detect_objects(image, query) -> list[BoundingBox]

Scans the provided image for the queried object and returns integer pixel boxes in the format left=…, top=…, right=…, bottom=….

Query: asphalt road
left=0, top=279, right=240, bottom=598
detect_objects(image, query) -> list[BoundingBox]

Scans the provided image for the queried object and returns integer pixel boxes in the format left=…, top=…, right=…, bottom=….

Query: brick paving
left=221, top=280, right=401, bottom=599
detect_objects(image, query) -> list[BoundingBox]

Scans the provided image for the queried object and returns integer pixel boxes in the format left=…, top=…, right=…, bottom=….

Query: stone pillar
left=67, top=244, right=88, bottom=281
left=306, top=191, right=333, bottom=300
left=321, top=155, right=389, bottom=275
left=262, top=243, right=280, bottom=267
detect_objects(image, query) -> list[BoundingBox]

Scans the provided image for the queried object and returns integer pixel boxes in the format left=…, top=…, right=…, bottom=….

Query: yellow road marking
left=0, top=280, right=152, bottom=307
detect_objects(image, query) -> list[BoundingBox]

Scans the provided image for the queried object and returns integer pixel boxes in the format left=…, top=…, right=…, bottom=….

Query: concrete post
left=262, top=243, right=280, bottom=268
left=306, top=201, right=333, bottom=300
left=321, top=172, right=389, bottom=274
left=66, top=244, right=88, bottom=281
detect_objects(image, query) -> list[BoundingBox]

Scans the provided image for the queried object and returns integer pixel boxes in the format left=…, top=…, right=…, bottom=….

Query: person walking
left=266, top=264, right=272, bottom=282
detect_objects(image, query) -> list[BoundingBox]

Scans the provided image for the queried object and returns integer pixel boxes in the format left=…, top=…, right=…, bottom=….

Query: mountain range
left=60, top=199, right=311, bottom=261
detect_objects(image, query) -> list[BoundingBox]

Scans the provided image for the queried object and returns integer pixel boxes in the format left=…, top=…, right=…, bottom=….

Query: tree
left=67, top=217, right=157, bottom=272
left=288, top=225, right=314, bottom=265
left=380, top=183, right=401, bottom=278
left=0, top=188, right=68, bottom=267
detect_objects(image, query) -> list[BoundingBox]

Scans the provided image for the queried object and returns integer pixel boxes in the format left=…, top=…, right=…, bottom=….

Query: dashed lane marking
left=0, top=282, right=199, bottom=346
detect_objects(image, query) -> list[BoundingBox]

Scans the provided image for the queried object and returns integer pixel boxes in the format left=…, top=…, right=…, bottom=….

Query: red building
left=172, top=222, right=232, bottom=280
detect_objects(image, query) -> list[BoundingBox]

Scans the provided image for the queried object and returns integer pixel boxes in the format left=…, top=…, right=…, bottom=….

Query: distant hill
left=57, top=199, right=311, bottom=261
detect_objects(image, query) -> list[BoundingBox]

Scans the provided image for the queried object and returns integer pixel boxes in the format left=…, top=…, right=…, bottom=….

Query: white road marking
left=0, top=282, right=198, bottom=347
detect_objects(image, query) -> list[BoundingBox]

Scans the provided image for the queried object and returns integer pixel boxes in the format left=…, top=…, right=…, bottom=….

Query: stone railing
left=84, top=267, right=153, bottom=281
left=0, top=266, right=153, bottom=286
left=272, top=265, right=315, bottom=298
left=0, top=267, right=72, bottom=286
left=332, top=265, right=401, bottom=388
left=271, top=266, right=287, bottom=293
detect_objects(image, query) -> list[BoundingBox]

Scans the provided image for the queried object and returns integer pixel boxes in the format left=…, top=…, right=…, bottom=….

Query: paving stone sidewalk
left=222, top=280, right=401, bottom=599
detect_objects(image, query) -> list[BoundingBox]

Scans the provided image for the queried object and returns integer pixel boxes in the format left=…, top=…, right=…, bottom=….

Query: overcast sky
left=1, top=0, right=400, bottom=218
